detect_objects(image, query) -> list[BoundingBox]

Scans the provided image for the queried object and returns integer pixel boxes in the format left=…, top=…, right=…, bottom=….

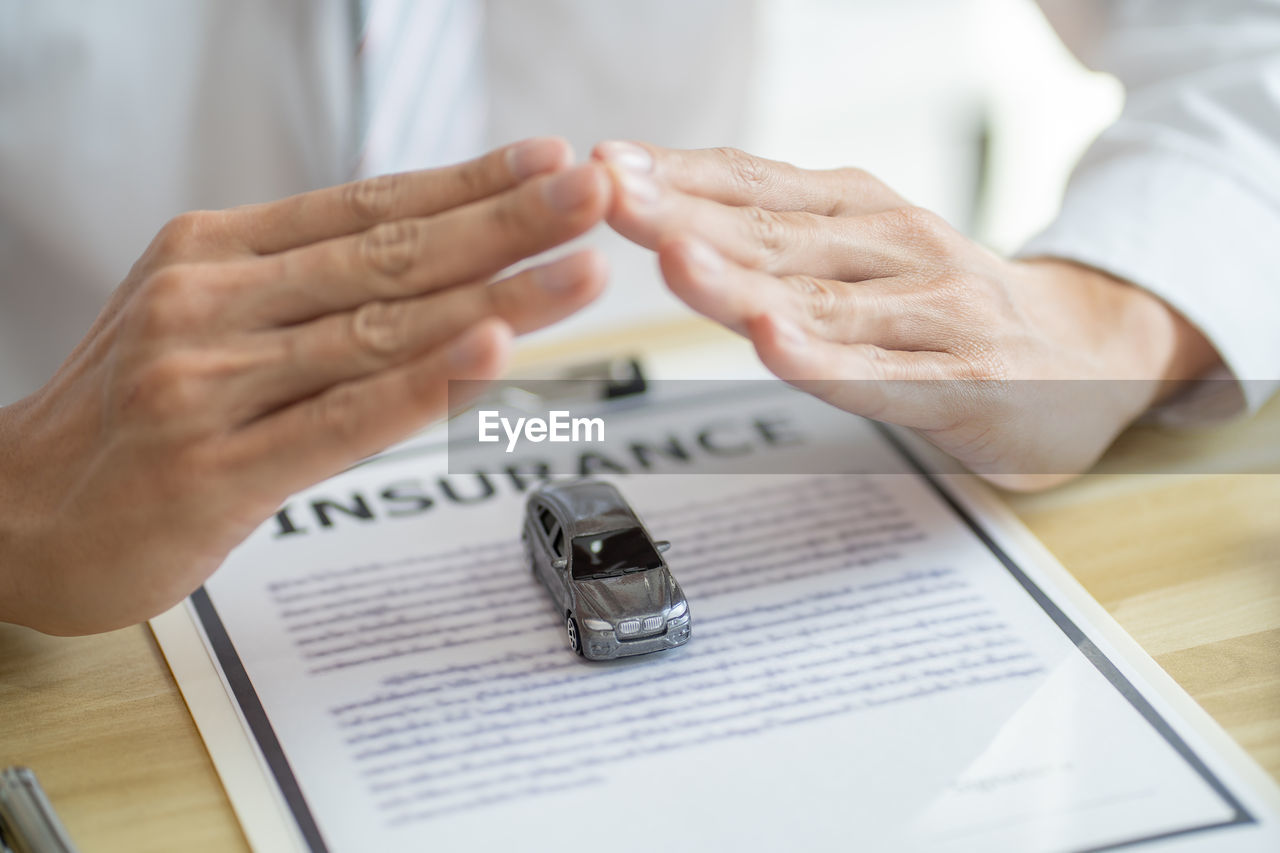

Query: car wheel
left=566, top=615, right=582, bottom=656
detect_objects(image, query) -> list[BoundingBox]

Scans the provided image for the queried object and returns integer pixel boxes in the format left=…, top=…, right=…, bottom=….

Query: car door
left=548, top=522, right=571, bottom=610
left=524, top=504, right=546, bottom=566
left=532, top=504, right=561, bottom=601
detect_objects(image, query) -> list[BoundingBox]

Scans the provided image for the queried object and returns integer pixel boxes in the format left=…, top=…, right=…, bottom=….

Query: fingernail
left=597, top=140, right=653, bottom=174
left=617, top=168, right=659, bottom=206
left=542, top=166, right=598, bottom=212
left=448, top=327, right=491, bottom=370
left=772, top=316, right=808, bottom=349
left=507, top=137, right=570, bottom=180
left=681, top=238, right=723, bottom=279
left=534, top=255, right=583, bottom=293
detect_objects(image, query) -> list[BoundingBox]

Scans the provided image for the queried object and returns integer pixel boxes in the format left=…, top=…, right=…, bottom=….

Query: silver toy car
left=522, top=480, right=691, bottom=660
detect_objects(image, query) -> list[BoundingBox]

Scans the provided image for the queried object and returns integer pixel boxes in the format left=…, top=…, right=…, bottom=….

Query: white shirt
left=1, top=0, right=1277, bottom=415
left=1024, top=0, right=1280, bottom=419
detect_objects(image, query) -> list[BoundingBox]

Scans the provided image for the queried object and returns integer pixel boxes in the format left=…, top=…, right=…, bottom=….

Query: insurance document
left=152, top=382, right=1280, bottom=853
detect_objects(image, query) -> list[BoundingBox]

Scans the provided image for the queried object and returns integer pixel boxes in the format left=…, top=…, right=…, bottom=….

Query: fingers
left=593, top=141, right=906, bottom=217
left=234, top=164, right=612, bottom=327
left=229, top=137, right=575, bottom=255
left=747, top=314, right=961, bottom=432
left=658, top=236, right=942, bottom=352
left=606, top=172, right=920, bottom=280
left=227, top=251, right=606, bottom=424
left=228, top=319, right=512, bottom=498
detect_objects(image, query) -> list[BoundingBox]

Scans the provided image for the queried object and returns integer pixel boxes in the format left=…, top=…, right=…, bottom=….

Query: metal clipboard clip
left=468, top=356, right=648, bottom=415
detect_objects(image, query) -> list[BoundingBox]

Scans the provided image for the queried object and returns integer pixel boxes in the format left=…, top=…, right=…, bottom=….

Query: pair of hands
left=0, top=137, right=1216, bottom=634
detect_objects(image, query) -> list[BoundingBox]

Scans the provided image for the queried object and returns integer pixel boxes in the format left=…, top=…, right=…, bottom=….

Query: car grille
left=619, top=616, right=664, bottom=638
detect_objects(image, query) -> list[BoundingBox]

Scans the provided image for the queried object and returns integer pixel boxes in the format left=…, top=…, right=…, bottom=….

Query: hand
left=0, top=138, right=611, bottom=634
left=593, top=142, right=1219, bottom=489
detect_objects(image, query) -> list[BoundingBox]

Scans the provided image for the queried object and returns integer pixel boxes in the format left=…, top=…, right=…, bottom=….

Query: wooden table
left=3, top=319, right=1278, bottom=852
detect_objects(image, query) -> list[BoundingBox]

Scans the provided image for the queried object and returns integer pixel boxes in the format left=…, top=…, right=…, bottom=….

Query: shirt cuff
left=1019, top=150, right=1280, bottom=423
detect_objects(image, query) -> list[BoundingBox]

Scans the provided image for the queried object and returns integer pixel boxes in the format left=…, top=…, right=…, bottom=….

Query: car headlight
left=582, top=618, right=612, bottom=632
left=666, top=600, right=688, bottom=619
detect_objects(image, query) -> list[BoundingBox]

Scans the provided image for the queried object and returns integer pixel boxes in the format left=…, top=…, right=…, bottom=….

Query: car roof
left=537, top=480, right=641, bottom=537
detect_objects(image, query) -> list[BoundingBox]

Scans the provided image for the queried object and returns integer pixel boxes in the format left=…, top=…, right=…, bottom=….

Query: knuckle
left=451, top=158, right=491, bottom=199
left=349, top=300, right=407, bottom=358
left=311, top=383, right=364, bottom=443
left=134, top=265, right=207, bottom=334
left=858, top=343, right=892, bottom=382
left=833, top=165, right=873, bottom=187
left=716, top=147, right=770, bottom=195
left=831, top=166, right=880, bottom=212
left=360, top=220, right=421, bottom=278
left=883, top=206, right=951, bottom=251
left=151, top=210, right=216, bottom=259
left=491, top=189, right=530, bottom=238
left=743, top=206, right=789, bottom=268
left=342, top=174, right=399, bottom=224
left=956, top=341, right=1009, bottom=382
left=789, top=275, right=839, bottom=324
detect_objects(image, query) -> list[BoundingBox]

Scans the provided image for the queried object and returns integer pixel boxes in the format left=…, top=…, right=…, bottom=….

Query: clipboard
left=150, top=335, right=1280, bottom=853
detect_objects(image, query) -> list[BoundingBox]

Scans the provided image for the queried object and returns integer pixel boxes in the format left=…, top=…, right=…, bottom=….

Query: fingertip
left=749, top=313, right=812, bottom=379
left=659, top=235, right=725, bottom=299
left=575, top=247, right=610, bottom=298
left=506, top=136, right=575, bottom=181
left=611, top=165, right=659, bottom=211
left=547, top=135, right=576, bottom=162
left=745, top=313, right=776, bottom=349
left=575, top=164, right=615, bottom=234
left=583, top=162, right=614, bottom=215
left=760, top=313, right=810, bottom=352
left=592, top=140, right=656, bottom=175
left=746, top=313, right=782, bottom=363
left=539, top=164, right=613, bottom=230
left=601, top=153, right=660, bottom=237
left=602, top=174, right=649, bottom=240
left=588, top=141, right=609, bottom=164
left=480, top=316, right=515, bottom=364
left=448, top=318, right=512, bottom=378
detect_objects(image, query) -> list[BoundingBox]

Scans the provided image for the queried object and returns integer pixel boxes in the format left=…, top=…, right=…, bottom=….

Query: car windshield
left=571, top=527, right=661, bottom=580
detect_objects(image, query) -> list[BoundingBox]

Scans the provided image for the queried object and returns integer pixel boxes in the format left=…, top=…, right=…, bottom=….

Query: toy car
left=522, top=480, right=691, bottom=660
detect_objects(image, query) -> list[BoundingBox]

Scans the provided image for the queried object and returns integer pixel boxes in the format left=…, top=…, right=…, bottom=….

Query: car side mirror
left=552, top=557, right=568, bottom=570
left=655, top=540, right=671, bottom=554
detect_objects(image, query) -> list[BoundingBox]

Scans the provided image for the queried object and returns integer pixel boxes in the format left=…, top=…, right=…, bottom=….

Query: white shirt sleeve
left=1024, top=0, right=1280, bottom=420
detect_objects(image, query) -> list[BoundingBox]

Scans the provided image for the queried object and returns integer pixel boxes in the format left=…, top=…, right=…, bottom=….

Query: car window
left=552, top=528, right=565, bottom=559
left=571, top=527, right=661, bottom=580
left=538, top=507, right=555, bottom=536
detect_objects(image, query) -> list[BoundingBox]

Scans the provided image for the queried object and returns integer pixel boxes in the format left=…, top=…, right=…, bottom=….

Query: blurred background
left=0, top=0, right=1128, bottom=399
left=483, top=0, right=1123, bottom=342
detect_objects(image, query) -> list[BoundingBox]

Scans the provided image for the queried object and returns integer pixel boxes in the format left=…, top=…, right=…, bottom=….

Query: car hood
left=574, top=568, right=673, bottom=620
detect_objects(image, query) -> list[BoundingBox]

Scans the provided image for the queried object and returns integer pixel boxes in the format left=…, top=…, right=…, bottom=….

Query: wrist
left=1020, top=258, right=1220, bottom=404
